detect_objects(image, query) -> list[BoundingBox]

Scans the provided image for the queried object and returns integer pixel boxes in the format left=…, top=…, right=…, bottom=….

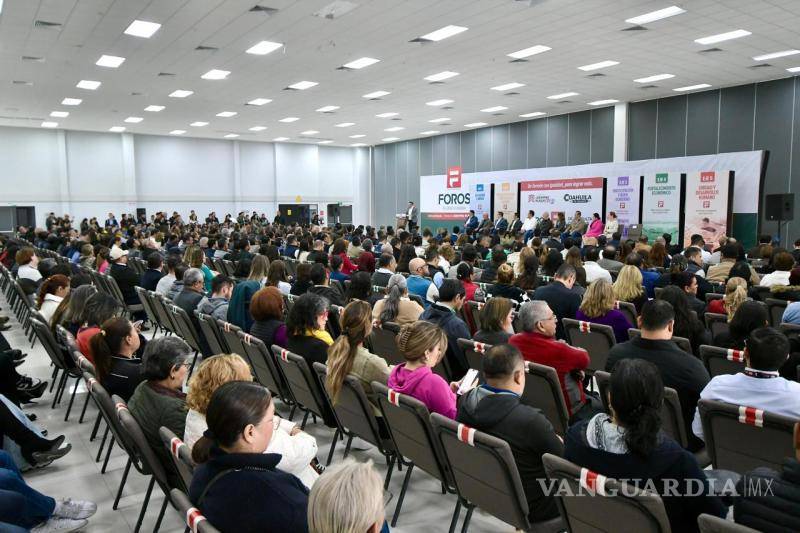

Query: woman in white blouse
left=603, top=211, right=620, bottom=238
left=37, top=274, right=70, bottom=326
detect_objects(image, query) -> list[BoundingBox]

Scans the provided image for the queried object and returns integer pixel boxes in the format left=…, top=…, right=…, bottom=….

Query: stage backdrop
left=493, top=182, right=518, bottom=218
left=520, top=177, right=604, bottom=220
left=419, top=166, right=471, bottom=230
left=605, top=175, right=641, bottom=234
left=683, top=171, right=733, bottom=247
left=642, top=172, right=682, bottom=242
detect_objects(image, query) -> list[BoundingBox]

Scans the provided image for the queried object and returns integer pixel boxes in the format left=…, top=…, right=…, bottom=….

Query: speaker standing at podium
left=406, top=201, right=418, bottom=232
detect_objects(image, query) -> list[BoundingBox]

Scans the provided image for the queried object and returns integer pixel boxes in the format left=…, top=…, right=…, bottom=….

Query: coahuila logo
left=564, top=193, right=592, bottom=203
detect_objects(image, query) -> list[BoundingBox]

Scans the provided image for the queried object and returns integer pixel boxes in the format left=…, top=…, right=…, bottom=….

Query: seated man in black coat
left=139, top=252, right=164, bottom=292
left=420, top=279, right=471, bottom=379
left=308, top=263, right=345, bottom=307
left=108, top=246, right=145, bottom=320
left=531, top=263, right=581, bottom=340
left=173, top=268, right=210, bottom=355
left=458, top=344, right=563, bottom=523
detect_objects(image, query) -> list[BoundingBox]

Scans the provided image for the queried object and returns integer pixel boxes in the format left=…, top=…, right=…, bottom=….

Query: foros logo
left=447, top=166, right=462, bottom=188
left=438, top=192, right=470, bottom=205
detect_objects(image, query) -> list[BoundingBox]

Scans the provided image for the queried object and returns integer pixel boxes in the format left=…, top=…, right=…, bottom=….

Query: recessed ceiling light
left=144, top=105, right=165, bottom=112
left=249, top=126, right=267, bottom=131
left=363, top=90, right=390, bottom=99
left=426, top=99, right=453, bottom=106
left=420, top=130, right=439, bottom=135
left=201, top=69, right=230, bottom=80
left=246, top=40, right=283, bottom=55
left=76, top=80, right=101, bottom=90
left=335, top=122, right=355, bottom=127
left=753, top=49, right=800, bottom=61
left=169, top=89, right=193, bottom=98
left=124, top=116, right=143, bottom=123
left=109, top=126, right=126, bottom=132
left=464, top=122, right=488, bottom=128
left=224, top=133, right=239, bottom=138
left=288, top=81, right=318, bottom=90
left=787, top=67, right=800, bottom=73
left=519, top=112, right=546, bottom=118
left=41, top=121, right=58, bottom=128
left=247, top=98, right=272, bottom=106
left=342, top=57, right=380, bottom=69
left=673, top=83, right=711, bottom=92
left=588, top=99, right=619, bottom=106
left=480, top=106, right=507, bottom=113
left=96, top=55, right=125, bottom=68
left=216, top=111, right=237, bottom=118
left=351, top=143, right=367, bottom=147
left=50, top=111, right=69, bottom=118
left=578, top=60, right=619, bottom=71
left=349, top=134, right=366, bottom=139
left=318, top=140, right=334, bottom=144
left=170, top=130, right=186, bottom=135
left=376, top=112, right=398, bottom=118
left=625, top=6, right=685, bottom=25
left=61, top=98, right=82, bottom=106
left=385, top=126, right=404, bottom=132
left=190, top=121, right=208, bottom=127
left=547, top=92, right=579, bottom=99
left=273, top=137, right=289, bottom=141
left=124, top=20, right=161, bottom=39
left=419, top=25, right=468, bottom=42
left=490, top=82, right=525, bottom=91
left=300, top=130, right=319, bottom=135
left=634, top=73, right=675, bottom=83
left=694, top=29, right=751, bottom=45
left=382, top=137, right=400, bottom=142
left=316, top=105, right=340, bottom=113
left=429, top=117, right=450, bottom=123
left=424, top=71, right=459, bottom=82
left=507, top=45, right=551, bottom=59
left=279, top=117, right=300, bottom=123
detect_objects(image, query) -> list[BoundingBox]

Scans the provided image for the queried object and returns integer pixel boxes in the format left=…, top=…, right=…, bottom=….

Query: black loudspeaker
left=765, top=194, right=794, bottom=221
left=136, top=208, right=147, bottom=220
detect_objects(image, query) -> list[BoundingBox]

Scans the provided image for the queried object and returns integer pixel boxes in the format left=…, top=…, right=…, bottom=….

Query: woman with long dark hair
left=89, top=317, right=143, bottom=401
left=372, top=274, right=424, bottom=325
left=657, top=286, right=710, bottom=354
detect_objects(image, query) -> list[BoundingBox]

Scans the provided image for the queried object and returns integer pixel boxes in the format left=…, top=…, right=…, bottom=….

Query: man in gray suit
left=597, top=246, right=624, bottom=273
left=406, top=201, right=418, bottom=232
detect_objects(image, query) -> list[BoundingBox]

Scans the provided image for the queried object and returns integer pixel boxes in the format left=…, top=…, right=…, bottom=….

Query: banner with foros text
left=604, top=175, right=641, bottom=235
left=642, top=172, right=681, bottom=242
left=520, top=177, right=604, bottom=222
left=683, top=170, right=732, bottom=248
left=419, top=167, right=471, bottom=230
left=493, top=182, right=518, bottom=218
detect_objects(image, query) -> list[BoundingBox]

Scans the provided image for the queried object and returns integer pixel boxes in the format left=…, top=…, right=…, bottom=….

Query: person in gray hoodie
left=197, top=275, right=233, bottom=321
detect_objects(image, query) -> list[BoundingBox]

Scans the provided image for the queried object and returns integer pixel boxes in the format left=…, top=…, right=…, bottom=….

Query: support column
left=233, top=141, right=242, bottom=213
left=120, top=133, right=138, bottom=212
left=613, top=103, right=629, bottom=162
left=55, top=130, right=72, bottom=216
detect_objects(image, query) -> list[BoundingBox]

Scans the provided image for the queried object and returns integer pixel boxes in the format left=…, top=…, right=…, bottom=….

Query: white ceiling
left=1, top=0, right=800, bottom=147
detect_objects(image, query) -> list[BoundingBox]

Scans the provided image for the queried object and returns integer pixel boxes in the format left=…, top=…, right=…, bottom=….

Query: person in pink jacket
left=387, top=321, right=460, bottom=419
left=584, top=212, right=605, bottom=238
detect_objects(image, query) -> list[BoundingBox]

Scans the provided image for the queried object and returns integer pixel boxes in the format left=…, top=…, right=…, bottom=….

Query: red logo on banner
left=658, top=201, right=664, bottom=208
left=701, top=171, right=715, bottom=183
left=447, top=166, right=462, bottom=189
left=619, top=203, right=626, bottom=209
left=703, top=201, right=710, bottom=208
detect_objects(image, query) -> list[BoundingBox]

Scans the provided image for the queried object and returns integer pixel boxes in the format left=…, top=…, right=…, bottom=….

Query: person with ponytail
left=89, top=317, right=142, bottom=401
left=189, top=381, right=309, bottom=533
left=371, top=273, right=423, bottom=326
left=565, top=358, right=726, bottom=532
left=51, top=284, right=96, bottom=337
left=36, top=274, right=70, bottom=326
left=706, top=276, right=748, bottom=319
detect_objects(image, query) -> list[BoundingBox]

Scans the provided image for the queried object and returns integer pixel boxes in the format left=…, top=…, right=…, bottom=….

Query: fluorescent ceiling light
left=673, top=83, right=711, bottom=92
left=288, top=80, right=317, bottom=90
left=753, top=49, right=800, bottom=61
left=190, top=121, right=208, bottom=127
left=507, top=45, right=551, bottom=59
left=109, top=126, right=126, bottom=132
left=61, top=98, right=82, bottom=106
left=316, top=105, right=340, bottom=112
left=279, top=117, right=299, bottom=123
left=429, top=117, right=450, bottom=123
left=342, top=57, right=380, bottom=69
left=249, top=126, right=267, bottom=131
left=375, top=112, right=398, bottom=118
left=625, top=6, right=685, bottom=25
left=41, top=121, right=58, bottom=128
left=384, top=126, right=404, bottom=132
left=694, top=29, right=751, bottom=45
left=318, top=140, right=333, bottom=144
left=144, top=105, right=164, bottom=112
left=519, top=112, right=545, bottom=118
left=634, top=73, right=674, bottom=83
left=363, top=90, right=390, bottom=99
left=300, top=130, right=319, bottom=135
left=224, top=134, right=239, bottom=138
left=491, top=82, right=525, bottom=91
left=382, top=137, right=400, bottom=142
left=273, top=137, right=289, bottom=141
left=351, top=143, right=367, bottom=147
left=216, top=111, right=237, bottom=118
left=464, top=122, right=488, bottom=128
left=247, top=98, right=272, bottom=106
left=420, top=25, right=468, bottom=42
left=96, top=55, right=125, bottom=68
left=578, top=60, right=619, bottom=71
left=170, top=130, right=186, bottom=135
left=246, top=40, right=283, bottom=55
left=124, top=116, right=143, bottom=123
left=335, top=122, right=355, bottom=127
left=201, top=69, right=230, bottom=80
left=50, top=111, right=69, bottom=118
left=169, top=90, right=193, bottom=98
left=787, top=67, right=800, bottom=73
left=426, top=99, right=453, bottom=106
left=480, top=106, right=507, bottom=113
left=547, top=92, right=578, bottom=99
left=425, top=71, right=459, bottom=82
left=124, top=20, right=161, bottom=38
left=588, top=99, right=619, bottom=106
left=349, top=134, right=366, bottom=139
left=420, top=130, right=439, bottom=135
left=76, top=80, right=101, bottom=90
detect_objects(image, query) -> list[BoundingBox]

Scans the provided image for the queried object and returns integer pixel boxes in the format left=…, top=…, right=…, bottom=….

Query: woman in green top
left=184, top=244, right=214, bottom=293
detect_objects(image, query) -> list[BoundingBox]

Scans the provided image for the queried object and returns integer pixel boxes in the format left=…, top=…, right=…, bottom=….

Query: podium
left=396, top=214, right=407, bottom=229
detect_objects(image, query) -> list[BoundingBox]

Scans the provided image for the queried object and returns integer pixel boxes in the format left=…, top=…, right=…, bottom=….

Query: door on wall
left=15, top=207, right=35, bottom=229
left=278, top=204, right=311, bottom=225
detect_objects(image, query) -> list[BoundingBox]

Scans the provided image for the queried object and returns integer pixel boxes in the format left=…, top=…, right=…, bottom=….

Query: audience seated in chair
left=420, top=279, right=471, bottom=379
left=90, top=316, right=143, bottom=402
left=576, top=279, right=633, bottom=343
left=286, top=292, right=334, bottom=367
left=473, top=297, right=514, bottom=345
left=372, top=274, right=424, bottom=326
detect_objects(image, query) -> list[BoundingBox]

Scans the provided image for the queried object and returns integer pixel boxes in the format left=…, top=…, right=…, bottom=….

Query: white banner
left=605, top=175, right=641, bottom=232
left=493, top=182, right=518, bottom=218
left=520, top=177, right=604, bottom=220
left=642, top=172, right=682, bottom=242
left=683, top=171, right=732, bottom=247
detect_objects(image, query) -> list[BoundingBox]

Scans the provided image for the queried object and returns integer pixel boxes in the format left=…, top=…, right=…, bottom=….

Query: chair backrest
left=705, top=293, right=724, bottom=303
left=368, top=322, right=404, bottom=366
left=30, top=317, right=69, bottom=371
left=135, top=286, right=160, bottom=326
left=697, top=514, right=760, bottom=533
left=216, top=319, right=245, bottom=356
left=170, top=304, right=202, bottom=353
left=273, top=345, right=336, bottom=427
left=542, top=453, right=672, bottom=533
left=194, top=311, right=227, bottom=355
left=326, top=304, right=342, bottom=339
left=765, top=298, right=789, bottom=327
left=563, top=318, right=615, bottom=372
left=698, top=399, right=796, bottom=473
left=467, top=300, right=484, bottom=333
left=521, top=361, right=570, bottom=436
left=698, top=345, right=746, bottom=378
left=614, top=300, right=637, bottom=326
left=704, top=313, right=730, bottom=339
left=82, top=373, right=143, bottom=469
left=628, top=328, right=693, bottom=354
left=431, top=413, right=532, bottom=531
left=169, top=488, right=222, bottom=533
left=457, top=338, right=491, bottom=380
left=158, top=427, right=196, bottom=491
left=150, top=292, right=178, bottom=334
left=237, top=331, right=294, bottom=404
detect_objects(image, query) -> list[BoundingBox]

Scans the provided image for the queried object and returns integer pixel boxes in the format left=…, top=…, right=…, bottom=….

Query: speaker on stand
left=765, top=193, right=794, bottom=247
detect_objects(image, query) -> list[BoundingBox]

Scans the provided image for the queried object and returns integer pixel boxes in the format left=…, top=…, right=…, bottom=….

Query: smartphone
left=457, top=368, right=479, bottom=395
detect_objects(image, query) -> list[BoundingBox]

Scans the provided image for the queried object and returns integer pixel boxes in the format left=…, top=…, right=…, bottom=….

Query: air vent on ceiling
left=195, top=45, right=219, bottom=51
left=157, top=72, right=176, bottom=76
left=749, top=63, right=772, bottom=69
left=428, top=81, right=445, bottom=85
left=21, top=56, right=45, bottom=62
left=34, top=20, right=62, bottom=28
left=12, top=81, right=33, bottom=86
left=698, top=47, right=722, bottom=54
left=390, top=117, right=402, bottom=121
left=442, top=106, right=454, bottom=110
left=621, top=25, right=646, bottom=31
left=130, top=92, right=143, bottom=96
left=557, top=100, right=573, bottom=104
left=586, top=73, right=606, bottom=78
left=249, top=5, right=278, bottom=14
left=639, top=84, right=658, bottom=89
left=492, top=113, right=505, bottom=116
left=313, top=1, right=358, bottom=19
left=509, top=58, right=528, bottom=63
left=504, top=92, right=521, bottom=96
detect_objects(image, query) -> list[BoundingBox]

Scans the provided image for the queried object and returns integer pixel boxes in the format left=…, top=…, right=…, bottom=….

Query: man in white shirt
left=521, top=210, right=538, bottom=242
left=16, top=248, right=42, bottom=283
left=582, top=247, right=612, bottom=284
left=689, top=234, right=712, bottom=263
left=692, top=327, right=800, bottom=440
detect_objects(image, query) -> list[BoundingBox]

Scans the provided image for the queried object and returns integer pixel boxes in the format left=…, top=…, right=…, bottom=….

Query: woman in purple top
left=575, top=279, right=633, bottom=343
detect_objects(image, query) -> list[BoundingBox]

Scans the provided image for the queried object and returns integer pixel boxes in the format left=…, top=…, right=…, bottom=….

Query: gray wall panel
left=509, top=121, right=528, bottom=169
left=476, top=127, right=492, bottom=172
left=527, top=119, right=547, bottom=168
left=445, top=133, right=461, bottom=169
left=686, top=91, right=720, bottom=156
left=719, top=84, right=755, bottom=153
left=384, top=143, right=397, bottom=219
left=491, top=124, right=510, bottom=171
left=567, top=111, right=591, bottom=165
left=628, top=100, right=657, bottom=160
left=432, top=135, right=446, bottom=175
left=406, top=140, right=420, bottom=210
left=419, top=137, right=433, bottom=177
left=547, top=115, right=568, bottom=167
left=460, top=130, right=476, bottom=173
left=656, top=95, right=687, bottom=158
left=792, top=77, right=800, bottom=238
left=590, top=107, right=614, bottom=163
left=395, top=142, right=408, bottom=214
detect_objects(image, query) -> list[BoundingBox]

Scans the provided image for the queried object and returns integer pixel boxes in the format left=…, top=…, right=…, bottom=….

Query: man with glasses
left=406, top=257, right=438, bottom=309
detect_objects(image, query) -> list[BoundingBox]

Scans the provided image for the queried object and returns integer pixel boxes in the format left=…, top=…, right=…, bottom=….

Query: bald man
left=407, top=257, right=439, bottom=308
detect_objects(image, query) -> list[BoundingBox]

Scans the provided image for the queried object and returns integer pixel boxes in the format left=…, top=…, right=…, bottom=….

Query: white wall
left=0, top=126, right=370, bottom=228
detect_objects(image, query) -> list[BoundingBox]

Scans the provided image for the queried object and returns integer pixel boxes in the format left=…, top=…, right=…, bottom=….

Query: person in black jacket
left=139, top=252, right=163, bottom=292
left=89, top=316, right=143, bottom=401
left=308, top=263, right=345, bottom=307
left=458, top=344, right=563, bottom=523
left=190, top=381, right=309, bottom=533
left=487, top=264, right=527, bottom=303
left=531, top=264, right=581, bottom=340
left=420, top=279, right=471, bottom=379
left=108, top=247, right=140, bottom=305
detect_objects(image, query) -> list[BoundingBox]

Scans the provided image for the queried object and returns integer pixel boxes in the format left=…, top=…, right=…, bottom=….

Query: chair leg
left=49, top=367, right=59, bottom=392
left=78, top=394, right=91, bottom=423
left=113, top=458, right=132, bottom=510
left=64, top=377, right=80, bottom=421
left=153, top=494, right=169, bottom=532
left=383, top=455, right=395, bottom=489
left=287, top=404, right=296, bottom=421
left=51, top=372, right=66, bottom=408
left=54, top=371, right=69, bottom=405
left=96, top=425, right=110, bottom=462
left=301, top=410, right=310, bottom=429
left=391, top=463, right=414, bottom=527
left=134, top=477, right=155, bottom=533
left=326, top=428, right=340, bottom=466
left=448, top=500, right=462, bottom=533
left=89, top=412, right=103, bottom=441
left=101, top=437, right=115, bottom=473
left=343, top=434, right=354, bottom=458
left=459, top=504, right=474, bottom=533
